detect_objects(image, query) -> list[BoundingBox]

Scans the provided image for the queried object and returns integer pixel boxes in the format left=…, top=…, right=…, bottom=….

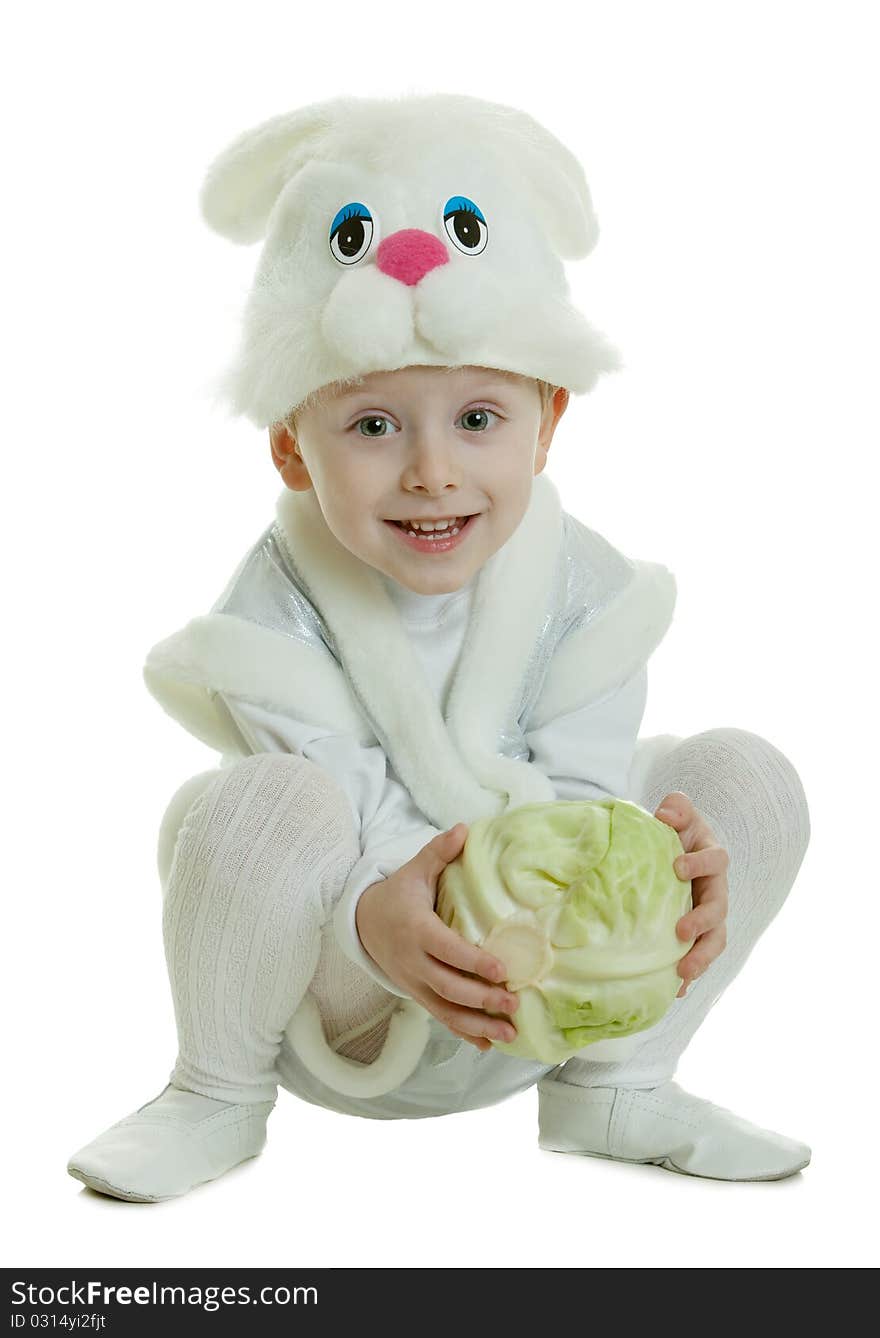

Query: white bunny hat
left=200, top=92, right=623, bottom=429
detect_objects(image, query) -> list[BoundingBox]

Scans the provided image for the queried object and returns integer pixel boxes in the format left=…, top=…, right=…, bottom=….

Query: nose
left=402, top=435, right=463, bottom=499
left=376, top=229, right=449, bottom=287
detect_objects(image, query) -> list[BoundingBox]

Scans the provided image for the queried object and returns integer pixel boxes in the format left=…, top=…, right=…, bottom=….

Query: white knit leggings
left=158, top=728, right=810, bottom=1109
left=161, top=753, right=393, bottom=1104
left=553, top=727, right=811, bottom=1090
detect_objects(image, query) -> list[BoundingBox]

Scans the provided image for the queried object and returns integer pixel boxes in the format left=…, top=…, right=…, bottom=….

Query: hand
left=355, top=824, right=520, bottom=1052
left=655, top=792, right=730, bottom=997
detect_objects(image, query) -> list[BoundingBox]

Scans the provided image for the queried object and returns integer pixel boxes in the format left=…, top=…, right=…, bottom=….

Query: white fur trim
left=143, top=613, right=378, bottom=752
left=284, top=992, right=431, bottom=1098
left=274, top=475, right=562, bottom=830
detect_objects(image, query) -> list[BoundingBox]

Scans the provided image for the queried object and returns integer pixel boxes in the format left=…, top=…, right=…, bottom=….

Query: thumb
left=425, top=823, right=468, bottom=877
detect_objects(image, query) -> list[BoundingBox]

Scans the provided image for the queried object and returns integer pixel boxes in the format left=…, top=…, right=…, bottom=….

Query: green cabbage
left=435, top=798, right=694, bottom=1064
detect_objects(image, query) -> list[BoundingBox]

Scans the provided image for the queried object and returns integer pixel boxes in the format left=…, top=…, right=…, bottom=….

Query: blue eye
left=443, top=196, right=488, bottom=255
left=329, top=202, right=375, bottom=265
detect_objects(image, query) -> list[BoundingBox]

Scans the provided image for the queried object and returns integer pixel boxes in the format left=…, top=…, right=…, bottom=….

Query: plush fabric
left=198, top=93, right=623, bottom=429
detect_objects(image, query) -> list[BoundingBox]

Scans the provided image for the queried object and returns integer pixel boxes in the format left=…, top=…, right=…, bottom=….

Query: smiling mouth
left=384, top=513, right=478, bottom=551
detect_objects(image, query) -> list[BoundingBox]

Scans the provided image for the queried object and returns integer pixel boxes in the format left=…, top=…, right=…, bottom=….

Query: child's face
left=269, top=365, right=568, bottom=595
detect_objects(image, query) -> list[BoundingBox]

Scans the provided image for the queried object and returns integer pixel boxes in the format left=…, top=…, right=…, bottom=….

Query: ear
left=200, top=100, right=350, bottom=244
left=269, top=422, right=314, bottom=492
left=534, top=387, right=569, bottom=476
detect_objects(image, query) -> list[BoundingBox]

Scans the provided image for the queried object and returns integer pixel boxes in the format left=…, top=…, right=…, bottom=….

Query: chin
left=415, top=573, right=470, bottom=595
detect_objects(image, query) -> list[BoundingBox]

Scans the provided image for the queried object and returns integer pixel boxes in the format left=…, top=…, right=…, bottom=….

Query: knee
left=157, top=768, right=223, bottom=891
left=203, top=752, right=356, bottom=836
left=164, top=753, right=360, bottom=889
left=676, top=727, right=810, bottom=866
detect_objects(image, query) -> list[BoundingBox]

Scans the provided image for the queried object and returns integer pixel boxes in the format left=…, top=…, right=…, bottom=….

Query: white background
left=4, top=0, right=877, bottom=1270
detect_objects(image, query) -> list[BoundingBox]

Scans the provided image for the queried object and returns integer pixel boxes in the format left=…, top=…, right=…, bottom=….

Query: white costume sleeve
left=219, top=694, right=438, bottom=999
left=524, top=664, right=649, bottom=803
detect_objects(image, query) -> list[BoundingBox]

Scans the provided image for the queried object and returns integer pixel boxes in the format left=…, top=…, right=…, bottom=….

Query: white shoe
left=67, top=1085, right=275, bottom=1202
left=537, top=1078, right=810, bottom=1182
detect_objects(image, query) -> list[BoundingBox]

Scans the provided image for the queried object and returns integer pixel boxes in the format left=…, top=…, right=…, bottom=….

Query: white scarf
left=144, top=474, right=676, bottom=830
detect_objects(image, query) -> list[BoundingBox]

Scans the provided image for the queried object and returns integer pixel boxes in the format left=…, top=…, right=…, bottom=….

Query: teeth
left=399, top=516, right=466, bottom=532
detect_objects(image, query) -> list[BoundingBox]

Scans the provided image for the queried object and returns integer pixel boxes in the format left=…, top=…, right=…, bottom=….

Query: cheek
left=312, top=459, right=371, bottom=518
left=327, top=490, right=385, bottom=554
left=331, top=453, right=381, bottom=503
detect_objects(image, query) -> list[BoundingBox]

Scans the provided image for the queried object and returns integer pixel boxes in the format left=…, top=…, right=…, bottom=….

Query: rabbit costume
left=144, top=465, right=676, bottom=1110
left=68, top=93, right=812, bottom=1200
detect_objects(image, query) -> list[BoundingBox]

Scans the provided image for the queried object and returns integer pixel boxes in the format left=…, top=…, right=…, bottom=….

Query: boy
left=68, top=94, right=811, bottom=1201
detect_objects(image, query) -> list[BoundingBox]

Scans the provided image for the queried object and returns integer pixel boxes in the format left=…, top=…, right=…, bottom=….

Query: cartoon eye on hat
left=329, top=202, right=375, bottom=265
left=442, top=196, right=488, bottom=255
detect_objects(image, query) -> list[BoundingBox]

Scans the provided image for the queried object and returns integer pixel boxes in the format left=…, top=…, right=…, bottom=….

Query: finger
left=425, top=824, right=469, bottom=879
left=421, top=990, right=518, bottom=1044
left=691, top=874, right=729, bottom=914
left=674, top=847, right=729, bottom=881
left=685, top=875, right=729, bottom=932
left=676, top=897, right=727, bottom=940
left=424, top=919, right=508, bottom=983
left=655, top=792, right=695, bottom=828
left=657, top=794, right=717, bottom=854
left=677, top=924, right=727, bottom=984
left=422, top=955, right=519, bottom=1016
left=443, top=1023, right=492, bottom=1051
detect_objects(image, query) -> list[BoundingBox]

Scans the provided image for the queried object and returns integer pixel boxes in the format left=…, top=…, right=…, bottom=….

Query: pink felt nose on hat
left=376, top=229, right=449, bottom=287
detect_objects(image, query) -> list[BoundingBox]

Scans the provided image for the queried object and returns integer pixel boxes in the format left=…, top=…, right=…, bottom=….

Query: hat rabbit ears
left=199, top=92, right=600, bottom=261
